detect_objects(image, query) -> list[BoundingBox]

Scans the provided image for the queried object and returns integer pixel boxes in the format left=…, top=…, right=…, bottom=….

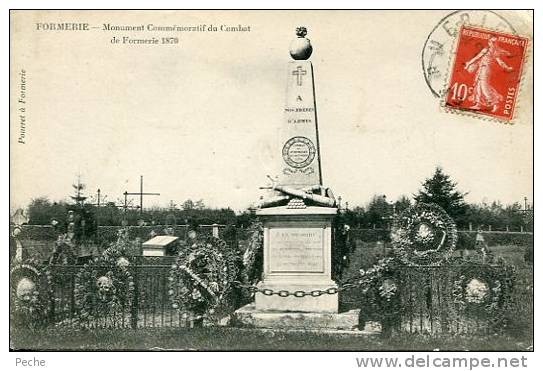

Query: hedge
left=349, top=228, right=532, bottom=248
left=95, top=225, right=190, bottom=245
left=15, top=225, right=57, bottom=241
left=95, top=225, right=239, bottom=246
left=15, top=224, right=226, bottom=244
left=456, top=231, right=533, bottom=249
left=350, top=228, right=391, bottom=243
left=15, top=226, right=533, bottom=259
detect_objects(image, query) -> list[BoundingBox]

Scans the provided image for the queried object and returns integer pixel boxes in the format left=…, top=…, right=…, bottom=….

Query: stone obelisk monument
left=234, top=27, right=359, bottom=330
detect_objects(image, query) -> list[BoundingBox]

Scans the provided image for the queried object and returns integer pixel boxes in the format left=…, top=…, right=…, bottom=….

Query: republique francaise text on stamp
left=444, top=25, right=529, bottom=122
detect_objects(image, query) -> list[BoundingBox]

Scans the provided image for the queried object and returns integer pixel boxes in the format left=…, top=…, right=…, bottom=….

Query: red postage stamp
left=444, top=25, right=529, bottom=122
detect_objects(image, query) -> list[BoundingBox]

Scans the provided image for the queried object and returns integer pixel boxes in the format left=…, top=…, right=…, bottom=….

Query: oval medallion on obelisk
left=282, top=136, right=316, bottom=169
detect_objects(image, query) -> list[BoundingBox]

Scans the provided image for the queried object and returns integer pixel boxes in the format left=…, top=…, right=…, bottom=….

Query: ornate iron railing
left=47, top=256, right=198, bottom=329
left=12, top=258, right=532, bottom=334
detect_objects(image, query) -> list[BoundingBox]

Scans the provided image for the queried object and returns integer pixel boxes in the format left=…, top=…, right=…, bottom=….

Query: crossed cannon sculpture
left=256, top=175, right=337, bottom=208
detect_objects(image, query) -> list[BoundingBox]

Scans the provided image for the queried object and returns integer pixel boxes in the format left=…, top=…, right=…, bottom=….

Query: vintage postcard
left=9, top=9, right=533, bottom=359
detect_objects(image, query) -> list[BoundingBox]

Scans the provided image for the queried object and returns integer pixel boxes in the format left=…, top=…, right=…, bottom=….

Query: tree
left=70, top=179, right=87, bottom=206
left=342, top=206, right=365, bottom=228
left=464, top=201, right=528, bottom=231
left=182, top=199, right=195, bottom=210
left=194, top=199, right=206, bottom=210
left=96, top=202, right=122, bottom=226
left=28, top=197, right=53, bottom=225
left=394, top=195, right=412, bottom=214
left=365, top=195, right=391, bottom=228
left=414, top=167, right=468, bottom=223
left=68, top=203, right=97, bottom=244
left=27, top=197, right=68, bottom=225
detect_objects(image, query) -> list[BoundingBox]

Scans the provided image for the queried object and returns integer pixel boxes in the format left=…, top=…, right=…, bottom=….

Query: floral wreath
left=169, top=236, right=239, bottom=321
left=72, top=236, right=134, bottom=327
left=242, top=221, right=263, bottom=285
left=351, top=258, right=404, bottom=329
left=10, top=259, right=50, bottom=328
left=451, top=261, right=515, bottom=330
left=391, top=203, right=457, bottom=266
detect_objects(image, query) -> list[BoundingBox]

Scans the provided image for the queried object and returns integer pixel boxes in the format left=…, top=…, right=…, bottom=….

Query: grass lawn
left=10, top=327, right=532, bottom=351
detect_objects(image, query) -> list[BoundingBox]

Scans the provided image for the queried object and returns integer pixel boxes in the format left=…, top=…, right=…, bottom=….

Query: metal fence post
left=48, top=266, right=56, bottom=326
left=130, top=256, right=140, bottom=329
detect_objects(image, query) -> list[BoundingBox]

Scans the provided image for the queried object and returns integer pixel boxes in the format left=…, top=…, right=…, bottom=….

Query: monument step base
left=230, top=303, right=370, bottom=332
left=255, top=280, right=338, bottom=312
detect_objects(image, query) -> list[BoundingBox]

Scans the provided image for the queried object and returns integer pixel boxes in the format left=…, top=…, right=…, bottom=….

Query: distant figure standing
left=475, top=228, right=490, bottom=259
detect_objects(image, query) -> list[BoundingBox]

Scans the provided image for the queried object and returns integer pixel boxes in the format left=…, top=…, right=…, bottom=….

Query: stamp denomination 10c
left=444, top=25, right=529, bottom=122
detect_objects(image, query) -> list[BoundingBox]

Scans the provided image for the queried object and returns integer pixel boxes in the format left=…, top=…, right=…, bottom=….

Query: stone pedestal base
left=142, top=247, right=165, bottom=256
left=255, top=281, right=338, bottom=313
left=231, top=303, right=360, bottom=331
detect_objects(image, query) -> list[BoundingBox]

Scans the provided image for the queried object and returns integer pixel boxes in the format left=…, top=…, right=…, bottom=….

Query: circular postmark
left=282, top=136, right=316, bottom=169
left=422, top=10, right=516, bottom=98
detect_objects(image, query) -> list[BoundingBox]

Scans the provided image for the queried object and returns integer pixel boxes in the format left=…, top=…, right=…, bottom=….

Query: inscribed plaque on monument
left=269, top=228, right=324, bottom=273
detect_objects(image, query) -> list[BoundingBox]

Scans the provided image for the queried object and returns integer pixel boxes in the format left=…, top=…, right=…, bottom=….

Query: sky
left=10, top=10, right=533, bottom=213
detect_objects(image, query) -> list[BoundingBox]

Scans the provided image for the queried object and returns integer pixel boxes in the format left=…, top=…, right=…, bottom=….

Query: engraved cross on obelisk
left=292, top=66, right=307, bottom=86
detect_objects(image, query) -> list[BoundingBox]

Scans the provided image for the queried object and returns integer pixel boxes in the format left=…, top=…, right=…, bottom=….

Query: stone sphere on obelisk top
left=289, top=26, right=313, bottom=60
